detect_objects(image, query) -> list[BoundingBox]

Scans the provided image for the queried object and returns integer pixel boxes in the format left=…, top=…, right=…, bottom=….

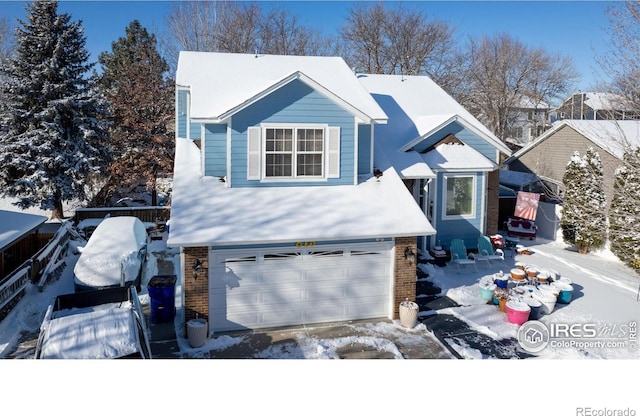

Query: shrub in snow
left=609, top=147, right=640, bottom=271
left=561, top=148, right=607, bottom=254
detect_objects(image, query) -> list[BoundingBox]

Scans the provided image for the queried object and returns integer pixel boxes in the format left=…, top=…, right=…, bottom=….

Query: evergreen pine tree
left=561, top=148, right=607, bottom=253
left=98, top=20, right=174, bottom=206
left=609, top=147, right=640, bottom=270
left=0, top=0, right=110, bottom=219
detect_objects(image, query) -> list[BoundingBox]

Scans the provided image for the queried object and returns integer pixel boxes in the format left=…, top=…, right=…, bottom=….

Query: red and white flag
left=514, top=191, right=540, bottom=221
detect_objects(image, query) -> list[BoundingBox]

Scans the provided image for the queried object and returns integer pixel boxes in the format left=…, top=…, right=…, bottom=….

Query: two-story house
left=505, top=96, right=552, bottom=148
left=554, top=92, right=640, bottom=121
left=167, top=52, right=510, bottom=334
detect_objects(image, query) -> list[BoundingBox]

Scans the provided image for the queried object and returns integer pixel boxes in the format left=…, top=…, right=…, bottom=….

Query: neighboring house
left=554, top=92, right=640, bottom=121
left=506, top=96, right=552, bottom=148
left=167, top=52, right=509, bottom=333
left=505, top=119, right=640, bottom=208
left=0, top=210, right=48, bottom=281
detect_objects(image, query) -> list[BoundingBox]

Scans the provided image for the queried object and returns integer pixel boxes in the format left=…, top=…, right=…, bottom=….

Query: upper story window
left=265, top=127, right=324, bottom=178
left=444, top=174, right=476, bottom=219
left=247, top=124, right=340, bottom=181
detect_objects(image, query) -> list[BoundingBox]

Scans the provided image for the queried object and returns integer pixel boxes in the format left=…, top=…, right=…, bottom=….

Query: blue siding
left=230, top=79, right=357, bottom=187
left=176, top=89, right=202, bottom=140
left=204, top=123, right=228, bottom=177
left=177, top=89, right=188, bottom=138
left=358, top=124, right=372, bottom=175
left=431, top=171, right=485, bottom=250
left=190, top=121, right=201, bottom=140
left=413, top=121, right=499, bottom=163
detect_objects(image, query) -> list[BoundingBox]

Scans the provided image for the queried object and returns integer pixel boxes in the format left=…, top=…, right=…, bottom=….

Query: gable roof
left=422, top=142, right=497, bottom=172
left=0, top=210, right=47, bottom=251
left=508, top=119, right=640, bottom=162
left=358, top=74, right=511, bottom=155
left=176, top=51, right=388, bottom=123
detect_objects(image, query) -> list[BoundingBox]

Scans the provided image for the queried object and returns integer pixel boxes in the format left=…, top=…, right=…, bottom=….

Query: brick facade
left=392, top=236, right=417, bottom=320
left=486, top=170, right=500, bottom=235
left=182, top=247, right=209, bottom=325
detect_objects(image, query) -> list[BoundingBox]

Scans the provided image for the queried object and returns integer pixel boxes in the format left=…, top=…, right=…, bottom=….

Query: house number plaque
left=295, top=241, right=316, bottom=247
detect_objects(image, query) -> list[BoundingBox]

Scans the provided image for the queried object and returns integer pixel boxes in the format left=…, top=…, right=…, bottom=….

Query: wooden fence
left=0, top=222, right=75, bottom=321
left=74, top=206, right=170, bottom=226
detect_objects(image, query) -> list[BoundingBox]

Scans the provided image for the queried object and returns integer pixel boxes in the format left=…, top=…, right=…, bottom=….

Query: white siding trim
left=226, top=120, right=232, bottom=187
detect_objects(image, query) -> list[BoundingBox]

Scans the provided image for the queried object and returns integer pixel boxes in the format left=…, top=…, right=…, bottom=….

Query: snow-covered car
left=34, top=286, right=152, bottom=359
left=73, top=216, right=148, bottom=292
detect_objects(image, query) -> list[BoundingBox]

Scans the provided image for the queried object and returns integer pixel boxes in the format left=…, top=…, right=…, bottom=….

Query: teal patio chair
left=448, top=239, right=478, bottom=273
left=475, top=235, right=506, bottom=266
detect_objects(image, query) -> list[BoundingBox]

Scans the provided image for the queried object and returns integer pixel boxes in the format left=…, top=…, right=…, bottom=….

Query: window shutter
left=327, top=126, right=340, bottom=178
left=247, top=127, right=261, bottom=180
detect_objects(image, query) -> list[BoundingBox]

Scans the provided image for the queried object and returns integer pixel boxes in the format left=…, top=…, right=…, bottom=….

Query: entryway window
left=444, top=175, right=476, bottom=218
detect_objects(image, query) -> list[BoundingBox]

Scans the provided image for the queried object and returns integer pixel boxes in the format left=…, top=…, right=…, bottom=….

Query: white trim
left=480, top=173, right=486, bottom=235
left=353, top=119, right=358, bottom=184
left=213, top=72, right=387, bottom=125
left=226, top=120, right=232, bottom=187
left=400, top=115, right=511, bottom=156
left=370, top=123, right=375, bottom=175
left=441, top=174, right=477, bottom=221
left=200, top=123, right=206, bottom=175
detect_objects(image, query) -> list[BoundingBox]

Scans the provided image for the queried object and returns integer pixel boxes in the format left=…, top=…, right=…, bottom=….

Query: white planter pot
left=399, top=301, right=419, bottom=328
left=187, top=318, right=208, bottom=348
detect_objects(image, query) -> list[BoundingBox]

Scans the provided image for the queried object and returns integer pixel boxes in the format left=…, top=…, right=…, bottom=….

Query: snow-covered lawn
left=424, top=236, right=640, bottom=359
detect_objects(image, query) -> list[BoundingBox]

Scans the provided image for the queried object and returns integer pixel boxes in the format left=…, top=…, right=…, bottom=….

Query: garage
left=208, top=241, right=394, bottom=332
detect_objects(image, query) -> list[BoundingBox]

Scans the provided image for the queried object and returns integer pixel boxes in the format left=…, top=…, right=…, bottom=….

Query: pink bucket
left=505, top=300, right=531, bottom=325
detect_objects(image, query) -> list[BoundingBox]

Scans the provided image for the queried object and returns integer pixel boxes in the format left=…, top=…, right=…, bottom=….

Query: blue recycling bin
left=147, top=275, right=176, bottom=324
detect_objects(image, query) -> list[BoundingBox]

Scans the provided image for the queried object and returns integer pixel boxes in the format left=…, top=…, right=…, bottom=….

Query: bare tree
left=163, top=1, right=338, bottom=69
left=461, top=33, right=577, bottom=143
left=599, top=1, right=640, bottom=112
left=339, top=3, right=456, bottom=78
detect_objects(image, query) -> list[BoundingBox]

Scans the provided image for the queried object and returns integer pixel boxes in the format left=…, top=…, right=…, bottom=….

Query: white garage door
left=209, top=241, right=393, bottom=332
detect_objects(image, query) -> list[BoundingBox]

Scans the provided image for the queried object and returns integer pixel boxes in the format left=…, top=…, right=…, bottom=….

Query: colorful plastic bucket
left=494, top=277, right=509, bottom=289
left=523, top=297, right=543, bottom=320
left=553, top=281, right=574, bottom=304
left=506, top=300, right=531, bottom=325
left=533, top=291, right=557, bottom=315
left=480, top=286, right=496, bottom=301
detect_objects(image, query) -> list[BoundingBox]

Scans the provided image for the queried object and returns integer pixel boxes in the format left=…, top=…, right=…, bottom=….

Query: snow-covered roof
left=38, top=302, right=142, bottom=359
left=500, top=170, right=539, bottom=188
left=73, top=216, right=148, bottom=289
left=422, top=142, right=497, bottom=172
left=514, top=95, right=550, bottom=110
left=511, top=119, right=640, bottom=161
left=167, top=138, right=435, bottom=247
left=581, top=92, right=631, bottom=111
left=176, top=51, right=388, bottom=123
left=0, top=210, right=47, bottom=251
left=358, top=74, right=511, bottom=155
